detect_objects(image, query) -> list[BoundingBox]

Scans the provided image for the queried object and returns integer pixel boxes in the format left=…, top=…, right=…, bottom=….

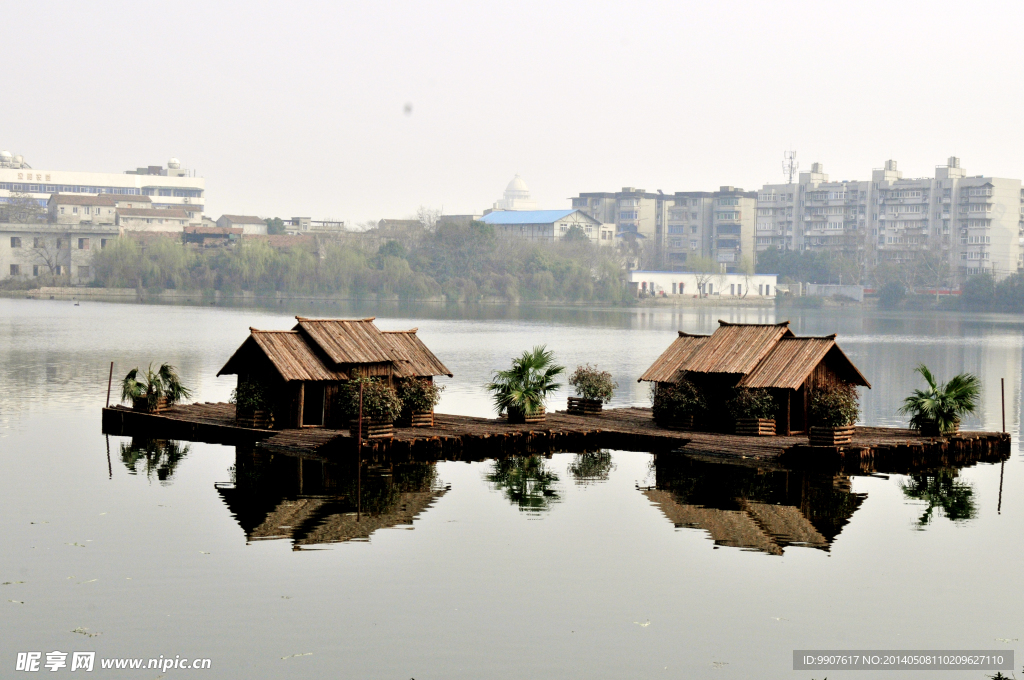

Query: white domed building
left=493, top=174, right=537, bottom=211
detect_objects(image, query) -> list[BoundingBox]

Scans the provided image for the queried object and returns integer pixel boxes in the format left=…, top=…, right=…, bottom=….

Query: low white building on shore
left=629, top=269, right=778, bottom=298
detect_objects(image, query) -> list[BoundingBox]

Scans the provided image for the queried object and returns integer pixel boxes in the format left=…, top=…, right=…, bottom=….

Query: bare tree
left=416, top=206, right=441, bottom=232
left=1, top=191, right=46, bottom=224
left=737, top=255, right=755, bottom=298
left=31, top=235, right=64, bottom=276
left=918, top=251, right=952, bottom=301
left=689, top=255, right=718, bottom=297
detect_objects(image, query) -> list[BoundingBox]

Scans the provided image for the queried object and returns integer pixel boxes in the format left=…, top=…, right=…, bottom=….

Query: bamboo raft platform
left=101, top=403, right=1010, bottom=471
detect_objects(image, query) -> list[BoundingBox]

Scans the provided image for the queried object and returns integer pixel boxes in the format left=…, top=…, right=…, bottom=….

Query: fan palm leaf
left=486, top=345, right=565, bottom=416
left=897, top=364, right=980, bottom=434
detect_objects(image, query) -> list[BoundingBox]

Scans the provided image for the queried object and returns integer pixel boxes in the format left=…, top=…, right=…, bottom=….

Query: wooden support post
left=356, top=381, right=363, bottom=521
left=105, top=361, right=114, bottom=408
left=1000, top=378, right=1005, bottom=433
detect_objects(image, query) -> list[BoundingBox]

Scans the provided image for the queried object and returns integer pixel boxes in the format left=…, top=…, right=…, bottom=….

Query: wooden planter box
left=508, top=407, right=545, bottom=425
left=661, top=414, right=695, bottom=430
left=236, top=409, right=273, bottom=429
left=735, top=418, right=776, bottom=436
left=350, top=418, right=394, bottom=440
left=132, top=396, right=168, bottom=413
left=567, top=397, right=603, bottom=416
left=920, top=421, right=959, bottom=437
left=397, top=409, right=434, bottom=428
left=809, top=425, right=854, bottom=446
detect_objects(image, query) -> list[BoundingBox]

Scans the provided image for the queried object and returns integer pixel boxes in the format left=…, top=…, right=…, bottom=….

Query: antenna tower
left=782, top=150, right=798, bottom=184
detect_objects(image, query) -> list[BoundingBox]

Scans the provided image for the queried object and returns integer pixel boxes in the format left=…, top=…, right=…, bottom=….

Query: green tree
left=878, top=281, right=905, bottom=310
left=265, top=217, right=286, bottom=235
left=961, top=273, right=995, bottom=308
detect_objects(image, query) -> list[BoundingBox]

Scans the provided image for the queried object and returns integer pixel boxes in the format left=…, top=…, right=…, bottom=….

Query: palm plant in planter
left=396, top=378, right=445, bottom=427
left=651, top=379, right=706, bottom=429
left=486, top=345, right=565, bottom=424
left=120, top=363, right=191, bottom=413
left=897, top=364, right=980, bottom=436
left=343, top=378, right=403, bottom=440
left=230, top=379, right=274, bottom=429
left=567, top=364, right=617, bottom=415
left=726, top=387, right=776, bottom=436
left=808, top=383, right=860, bottom=445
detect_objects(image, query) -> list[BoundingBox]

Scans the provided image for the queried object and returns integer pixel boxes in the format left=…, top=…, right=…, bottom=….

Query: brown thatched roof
left=382, top=330, right=453, bottom=378
left=739, top=337, right=870, bottom=389
left=217, top=330, right=348, bottom=382
left=218, top=317, right=453, bottom=383
left=639, top=320, right=868, bottom=390
left=294, top=317, right=394, bottom=365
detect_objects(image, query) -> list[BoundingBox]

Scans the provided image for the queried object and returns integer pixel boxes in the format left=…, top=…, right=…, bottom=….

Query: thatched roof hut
left=217, top=317, right=451, bottom=428
left=639, top=320, right=869, bottom=434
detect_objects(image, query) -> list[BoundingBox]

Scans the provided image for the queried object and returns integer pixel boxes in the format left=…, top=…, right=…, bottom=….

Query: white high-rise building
left=0, top=150, right=206, bottom=214
left=756, top=157, right=1024, bottom=283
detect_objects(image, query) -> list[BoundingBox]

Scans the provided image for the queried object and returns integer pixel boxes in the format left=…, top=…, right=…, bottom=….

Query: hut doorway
left=302, top=383, right=325, bottom=427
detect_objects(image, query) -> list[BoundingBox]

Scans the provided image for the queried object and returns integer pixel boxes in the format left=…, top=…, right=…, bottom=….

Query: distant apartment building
left=574, top=186, right=755, bottom=272
left=572, top=188, right=672, bottom=244
left=217, top=215, right=268, bottom=235
left=281, top=217, right=346, bottom=234
left=2, top=222, right=118, bottom=284
left=0, top=152, right=205, bottom=214
left=756, top=157, right=1024, bottom=282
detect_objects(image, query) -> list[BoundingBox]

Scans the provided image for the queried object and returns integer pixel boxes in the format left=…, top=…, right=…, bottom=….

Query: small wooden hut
left=217, top=317, right=451, bottom=429
left=638, top=320, right=870, bottom=435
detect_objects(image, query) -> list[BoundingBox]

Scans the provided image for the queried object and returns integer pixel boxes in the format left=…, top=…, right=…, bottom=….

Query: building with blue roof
left=478, top=209, right=612, bottom=245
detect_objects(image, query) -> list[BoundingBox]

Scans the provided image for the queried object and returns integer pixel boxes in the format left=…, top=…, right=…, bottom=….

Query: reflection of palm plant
left=568, top=451, right=615, bottom=485
left=897, top=365, right=980, bottom=434
left=899, top=468, right=976, bottom=527
left=486, top=345, right=565, bottom=416
left=120, top=363, right=192, bottom=407
left=120, top=438, right=191, bottom=484
left=485, top=455, right=560, bottom=512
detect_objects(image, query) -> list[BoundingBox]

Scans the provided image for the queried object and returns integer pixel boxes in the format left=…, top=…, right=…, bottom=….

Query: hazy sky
left=5, top=1, right=1024, bottom=224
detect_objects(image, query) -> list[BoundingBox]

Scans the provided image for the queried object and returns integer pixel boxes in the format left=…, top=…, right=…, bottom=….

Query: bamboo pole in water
left=105, top=361, right=114, bottom=407
left=1001, top=378, right=1005, bottom=433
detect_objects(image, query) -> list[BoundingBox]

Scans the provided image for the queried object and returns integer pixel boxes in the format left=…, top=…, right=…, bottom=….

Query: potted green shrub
left=344, top=378, right=403, bottom=440
left=726, top=387, right=776, bottom=436
left=651, top=379, right=706, bottom=429
left=230, top=379, right=274, bottom=429
left=396, top=378, right=445, bottom=427
left=486, top=345, right=565, bottom=424
left=808, top=383, right=860, bottom=445
left=121, top=363, right=192, bottom=413
left=897, top=364, right=980, bottom=436
left=566, top=364, right=617, bottom=415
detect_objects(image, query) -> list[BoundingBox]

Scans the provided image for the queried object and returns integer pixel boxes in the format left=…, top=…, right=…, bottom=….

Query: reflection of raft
left=102, top=403, right=1010, bottom=472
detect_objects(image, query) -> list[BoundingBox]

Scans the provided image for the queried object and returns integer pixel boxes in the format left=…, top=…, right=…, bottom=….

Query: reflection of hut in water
left=217, top=317, right=451, bottom=429
left=643, top=456, right=865, bottom=555
left=638, top=320, right=870, bottom=434
left=216, top=448, right=447, bottom=546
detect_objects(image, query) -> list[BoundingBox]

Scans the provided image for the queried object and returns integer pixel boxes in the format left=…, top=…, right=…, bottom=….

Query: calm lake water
left=1, top=297, right=1021, bottom=679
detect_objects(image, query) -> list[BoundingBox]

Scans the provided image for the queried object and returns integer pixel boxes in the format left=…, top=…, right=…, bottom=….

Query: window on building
left=690, top=240, right=698, bottom=250
left=78, top=238, right=89, bottom=250
left=59, top=206, right=65, bottom=214
left=10, top=237, right=21, bottom=248
left=55, top=265, right=65, bottom=275
left=73, top=207, right=78, bottom=214
left=32, top=265, right=40, bottom=276
left=10, top=264, right=20, bottom=275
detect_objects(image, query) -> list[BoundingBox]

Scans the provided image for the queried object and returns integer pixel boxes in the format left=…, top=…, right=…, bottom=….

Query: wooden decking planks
left=100, top=403, right=1010, bottom=470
